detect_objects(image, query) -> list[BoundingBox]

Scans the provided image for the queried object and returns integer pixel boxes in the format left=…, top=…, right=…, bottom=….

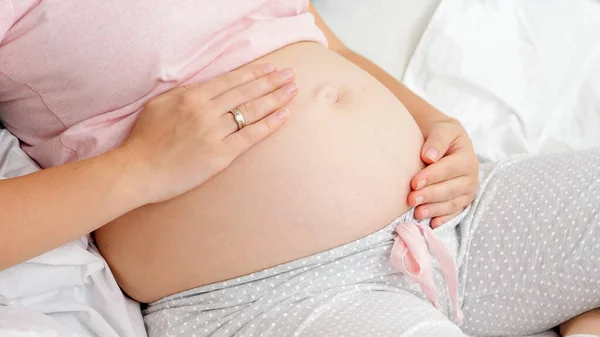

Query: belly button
left=317, top=85, right=339, bottom=103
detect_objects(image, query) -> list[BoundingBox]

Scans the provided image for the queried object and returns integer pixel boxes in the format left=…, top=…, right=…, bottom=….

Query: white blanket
left=0, top=130, right=147, bottom=337
left=403, top=0, right=600, bottom=161
left=403, top=0, right=600, bottom=336
left=2, top=0, right=599, bottom=336
left=0, top=2, right=441, bottom=336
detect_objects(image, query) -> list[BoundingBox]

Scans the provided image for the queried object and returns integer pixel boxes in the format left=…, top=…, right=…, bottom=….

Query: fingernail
left=283, top=82, right=298, bottom=94
left=280, top=68, right=295, bottom=80
left=422, top=209, right=430, bottom=218
left=274, top=108, right=289, bottom=120
left=263, top=64, right=277, bottom=74
left=416, top=179, right=427, bottom=190
left=415, top=196, right=424, bottom=206
left=425, top=147, right=439, bottom=161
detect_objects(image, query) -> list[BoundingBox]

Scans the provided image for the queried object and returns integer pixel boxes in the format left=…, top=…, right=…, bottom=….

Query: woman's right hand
left=119, top=63, right=298, bottom=203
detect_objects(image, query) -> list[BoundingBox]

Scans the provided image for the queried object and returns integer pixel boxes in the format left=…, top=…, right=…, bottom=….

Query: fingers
left=224, top=107, right=290, bottom=154
left=409, top=176, right=473, bottom=207
left=193, top=63, right=278, bottom=98
left=212, top=68, right=297, bottom=137
left=409, top=175, right=475, bottom=226
left=218, top=80, right=298, bottom=137
left=421, top=122, right=459, bottom=164
left=431, top=212, right=462, bottom=229
left=409, top=120, right=479, bottom=228
left=411, top=151, right=477, bottom=190
left=414, top=194, right=472, bottom=222
left=213, top=68, right=296, bottom=113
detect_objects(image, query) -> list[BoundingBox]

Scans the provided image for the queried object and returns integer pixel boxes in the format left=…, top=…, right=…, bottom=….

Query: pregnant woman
left=1, top=1, right=598, bottom=336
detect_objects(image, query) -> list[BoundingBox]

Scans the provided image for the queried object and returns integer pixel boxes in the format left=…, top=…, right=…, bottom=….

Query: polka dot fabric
left=143, top=209, right=468, bottom=337
left=143, top=148, right=600, bottom=337
left=460, top=148, right=600, bottom=336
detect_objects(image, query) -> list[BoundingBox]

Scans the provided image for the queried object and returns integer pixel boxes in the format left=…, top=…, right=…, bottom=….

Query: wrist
left=103, top=147, right=154, bottom=207
left=417, top=113, right=459, bottom=137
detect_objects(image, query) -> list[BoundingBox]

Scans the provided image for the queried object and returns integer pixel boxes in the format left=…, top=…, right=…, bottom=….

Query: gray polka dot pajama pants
left=143, top=148, right=600, bottom=337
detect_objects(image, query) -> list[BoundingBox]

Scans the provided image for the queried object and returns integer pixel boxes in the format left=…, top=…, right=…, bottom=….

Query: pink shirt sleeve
left=0, top=0, right=14, bottom=41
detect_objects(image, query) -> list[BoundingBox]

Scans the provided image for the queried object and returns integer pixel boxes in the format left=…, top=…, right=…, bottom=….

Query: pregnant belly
left=94, top=42, right=424, bottom=303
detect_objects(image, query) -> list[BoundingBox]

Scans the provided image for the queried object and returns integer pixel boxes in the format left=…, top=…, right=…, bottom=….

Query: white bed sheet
left=404, top=0, right=600, bottom=335
left=1, top=2, right=441, bottom=337
left=3, top=0, right=598, bottom=336
left=404, top=0, right=600, bottom=161
left=0, top=130, right=147, bottom=337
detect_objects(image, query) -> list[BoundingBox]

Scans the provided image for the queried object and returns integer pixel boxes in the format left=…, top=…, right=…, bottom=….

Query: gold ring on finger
left=229, top=108, right=246, bottom=130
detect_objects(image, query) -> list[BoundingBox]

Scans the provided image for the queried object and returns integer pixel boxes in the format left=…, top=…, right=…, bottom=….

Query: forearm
left=340, top=49, right=455, bottom=136
left=0, top=148, right=144, bottom=270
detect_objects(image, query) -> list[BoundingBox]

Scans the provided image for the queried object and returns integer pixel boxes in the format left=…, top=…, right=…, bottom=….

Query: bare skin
left=0, top=64, right=293, bottom=271
left=1, top=1, right=479, bottom=303
left=96, top=41, right=425, bottom=303
left=561, top=308, right=600, bottom=336
left=95, top=6, right=478, bottom=303
left=2, top=1, right=593, bottom=333
left=95, top=4, right=596, bottom=331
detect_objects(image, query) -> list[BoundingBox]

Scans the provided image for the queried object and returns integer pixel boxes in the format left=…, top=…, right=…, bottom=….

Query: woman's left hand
left=408, top=119, right=479, bottom=228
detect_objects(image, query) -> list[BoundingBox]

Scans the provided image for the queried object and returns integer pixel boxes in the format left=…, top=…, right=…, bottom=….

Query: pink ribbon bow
left=391, top=222, right=464, bottom=325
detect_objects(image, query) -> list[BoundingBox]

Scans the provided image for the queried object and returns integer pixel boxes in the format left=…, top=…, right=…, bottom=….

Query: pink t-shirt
left=0, top=0, right=327, bottom=168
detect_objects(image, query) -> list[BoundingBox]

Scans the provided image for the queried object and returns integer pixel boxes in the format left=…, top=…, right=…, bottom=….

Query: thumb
left=421, top=125, right=455, bottom=164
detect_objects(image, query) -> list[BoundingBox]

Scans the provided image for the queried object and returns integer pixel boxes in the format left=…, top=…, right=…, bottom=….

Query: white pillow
left=313, top=0, right=441, bottom=80
left=404, top=0, right=600, bottom=160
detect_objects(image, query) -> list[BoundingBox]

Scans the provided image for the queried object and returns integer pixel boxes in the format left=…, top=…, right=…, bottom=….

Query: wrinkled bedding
left=404, top=0, right=600, bottom=160
left=0, top=1, right=440, bottom=335
left=0, top=130, right=147, bottom=337
left=1, top=0, right=599, bottom=336
left=403, top=0, right=600, bottom=335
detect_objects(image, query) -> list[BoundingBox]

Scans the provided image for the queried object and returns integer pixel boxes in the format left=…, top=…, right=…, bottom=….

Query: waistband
left=146, top=207, right=468, bottom=323
left=148, top=209, right=417, bottom=308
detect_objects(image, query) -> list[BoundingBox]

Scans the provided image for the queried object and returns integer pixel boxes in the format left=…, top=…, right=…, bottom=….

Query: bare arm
left=0, top=63, right=297, bottom=271
left=0, top=149, right=143, bottom=270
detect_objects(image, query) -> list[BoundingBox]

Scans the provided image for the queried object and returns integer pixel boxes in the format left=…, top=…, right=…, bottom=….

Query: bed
left=1, top=0, right=598, bottom=336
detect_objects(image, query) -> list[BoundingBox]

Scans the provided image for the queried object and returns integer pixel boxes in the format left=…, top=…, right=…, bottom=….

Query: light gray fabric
left=144, top=209, right=470, bottom=337
left=143, top=148, right=600, bottom=337
left=460, top=149, right=600, bottom=336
